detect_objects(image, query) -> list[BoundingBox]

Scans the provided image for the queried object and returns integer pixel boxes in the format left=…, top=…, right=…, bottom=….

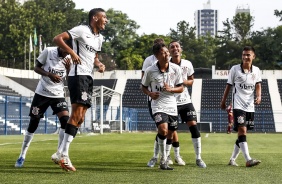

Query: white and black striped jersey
left=227, top=64, right=262, bottom=112
left=142, top=62, right=183, bottom=116
left=174, top=59, right=194, bottom=105
left=67, top=25, right=104, bottom=77
left=35, top=47, right=67, bottom=98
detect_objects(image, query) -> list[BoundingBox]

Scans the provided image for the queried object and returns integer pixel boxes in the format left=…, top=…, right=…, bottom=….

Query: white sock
left=192, top=137, right=201, bottom=160
left=239, top=142, right=252, bottom=161
left=153, top=140, right=159, bottom=158
left=157, top=137, right=167, bottom=160
left=57, top=128, right=65, bottom=152
left=230, top=144, right=240, bottom=161
left=61, top=133, right=74, bottom=156
left=19, top=131, right=34, bottom=159
left=174, top=146, right=180, bottom=158
left=166, top=143, right=172, bottom=158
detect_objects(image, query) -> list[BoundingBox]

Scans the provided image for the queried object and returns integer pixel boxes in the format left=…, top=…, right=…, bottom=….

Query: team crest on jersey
left=237, top=116, right=245, bottom=124
left=182, top=66, right=188, bottom=75
left=251, top=73, right=256, bottom=81
left=154, top=114, right=162, bottom=123
left=32, top=107, right=40, bottom=115
left=169, top=73, right=175, bottom=81
left=81, top=92, right=88, bottom=101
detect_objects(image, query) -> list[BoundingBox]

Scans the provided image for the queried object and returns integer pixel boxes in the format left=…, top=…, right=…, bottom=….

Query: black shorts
left=68, top=75, right=93, bottom=108
left=233, top=109, right=254, bottom=131
left=178, top=103, right=197, bottom=123
left=153, top=112, right=178, bottom=131
left=29, top=93, right=69, bottom=118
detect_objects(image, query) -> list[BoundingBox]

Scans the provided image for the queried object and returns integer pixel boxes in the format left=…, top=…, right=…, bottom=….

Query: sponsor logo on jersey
left=85, top=44, right=97, bottom=53
left=239, top=83, right=255, bottom=90
left=32, top=107, right=40, bottom=115
left=187, top=111, right=196, bottom=116
left=48, top=67, right=64, bottom=77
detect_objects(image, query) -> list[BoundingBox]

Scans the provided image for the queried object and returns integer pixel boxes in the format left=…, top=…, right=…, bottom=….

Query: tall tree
left=231, top=12, right=254, bottom=41
left=101, top=8, right=141, bottom=70
left=274, top=10, right=282, bottom=21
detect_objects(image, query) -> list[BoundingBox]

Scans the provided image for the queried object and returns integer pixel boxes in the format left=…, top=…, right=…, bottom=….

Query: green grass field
left=0, top=132, right=281, bottom=184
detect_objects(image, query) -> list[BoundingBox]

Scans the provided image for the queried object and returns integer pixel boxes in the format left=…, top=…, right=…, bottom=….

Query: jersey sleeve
left=227, top=66, right=235, bottom=85
left=142, top=58, right=150, bottom=72
left=141, top=68, right=151, bottom=87
left=188, top=61, right=195, bottom=76
left=68, top=25, right=84, bottom=40
left=36, top=48, right=48, bottom=65
left=256, top=68, right=262, bottom=83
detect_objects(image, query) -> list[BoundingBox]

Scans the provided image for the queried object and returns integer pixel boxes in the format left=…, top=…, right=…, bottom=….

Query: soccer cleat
left=60, top=155, right=76, bottom=172
left=246, top=159, right=261, bottom=167
left=15, top=157, right=25, bottom=168
left=228, top=160, right=238, bottom=166
left=166, top=155, right=173, bottom=165
left=159, top=157, right=174, bottom=170
left=196, top=159, right=207, bottom=168
left=51, top=152, right=61, bottom=165
left=175, top=156, right=186, bottom=166
left=147, top=157, right=158, bottom=167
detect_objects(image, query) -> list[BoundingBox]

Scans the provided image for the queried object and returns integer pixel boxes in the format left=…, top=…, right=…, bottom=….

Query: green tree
left=274, top=9, right=282, bottom=21
left=231, top=12, right=254, bottom=41
left=101, top=8, right=141, bottom=70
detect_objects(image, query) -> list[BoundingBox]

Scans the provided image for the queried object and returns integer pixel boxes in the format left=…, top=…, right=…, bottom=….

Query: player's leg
left=50, top=98, right=69, bottom=164
left=171, top=131, right=185, bottom=166
left=181, top=103, right=206, bottom=168
left=228, top=139, right=240, bottom=166
left=147, top=101, right=159, bottom=167
left=59, top=75, right=92, bottom=171
left=15, top=94, right=48, bottom=167
left=233, top=110, right=261, bottom=167
left=166, top=130, right=173, bottom=165
left=154, top=113, right=173, bottom=170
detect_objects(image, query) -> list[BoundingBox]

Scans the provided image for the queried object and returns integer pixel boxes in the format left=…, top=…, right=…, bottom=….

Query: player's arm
left=94, top=53, right=105, bottom=73
left=163, top=83, right=184, bottom=93
left=141, top=85, right=159, bottom=100
left=53, top=32, right=80, bottom=64
left=220, top=84, right=232, bottom=110
left=183, top=74, right=194, bottom=87
left=255, top=82, right=261, bottom=105
left=34, top=61, right=61, bottom=83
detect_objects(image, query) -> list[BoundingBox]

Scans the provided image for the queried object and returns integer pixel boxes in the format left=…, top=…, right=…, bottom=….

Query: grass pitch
left=0, top=132, right=281, bottom=184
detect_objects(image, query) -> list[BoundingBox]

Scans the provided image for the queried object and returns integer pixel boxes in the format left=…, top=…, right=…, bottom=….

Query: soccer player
left=168, top=41, right=206, bottom=168
left=226, top=102, right=234, bottom=134
left=143, top=39, right=185, bottom=167
left=53, top=8, right=107, bottom=171
left=220, top=46, right=261, bottom=167
left=15, top=46, right=71, bottom=168
left=142, top=42, right=184, bottom=170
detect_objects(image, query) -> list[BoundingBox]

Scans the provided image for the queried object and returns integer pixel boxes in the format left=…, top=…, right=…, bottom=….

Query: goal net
left=91, top=85, right=123, bottom=134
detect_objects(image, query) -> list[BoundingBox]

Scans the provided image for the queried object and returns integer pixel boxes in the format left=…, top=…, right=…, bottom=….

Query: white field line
left=0, top=139, right=57, bottom=146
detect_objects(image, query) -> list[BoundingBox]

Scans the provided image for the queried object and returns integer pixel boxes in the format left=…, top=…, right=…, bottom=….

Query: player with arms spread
left=142, top=42, right=184, bottom=170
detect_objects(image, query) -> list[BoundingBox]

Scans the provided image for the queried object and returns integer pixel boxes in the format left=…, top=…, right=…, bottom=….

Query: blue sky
left=73, top=0, right=282, bottom=35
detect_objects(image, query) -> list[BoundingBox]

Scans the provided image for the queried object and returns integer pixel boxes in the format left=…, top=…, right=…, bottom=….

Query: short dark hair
left=88, top=8, right=105, bottom=25
left=153, top=38, right=164, bottom=45
left=243, top=46, right=255, bottom=54
left=168, top=40, right=180, bottom=48
left=152, top=43, right=166, bottom=56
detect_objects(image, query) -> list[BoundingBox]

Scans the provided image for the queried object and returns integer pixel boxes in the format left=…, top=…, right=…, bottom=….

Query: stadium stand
left=0, top=84, right=20, bottom=96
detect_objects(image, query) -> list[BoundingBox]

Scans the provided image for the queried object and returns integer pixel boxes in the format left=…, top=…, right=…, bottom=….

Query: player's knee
left=166, top=139, right=173, bottom=145
left=189, top=125, right=200, bottom=138
left=172, top=141, right=179, bottom=147
left=59, top=116, right=69, bottom=129
left=157, top=133, right=166, bottom=140
left=27, top=116, right=40, bottom=133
